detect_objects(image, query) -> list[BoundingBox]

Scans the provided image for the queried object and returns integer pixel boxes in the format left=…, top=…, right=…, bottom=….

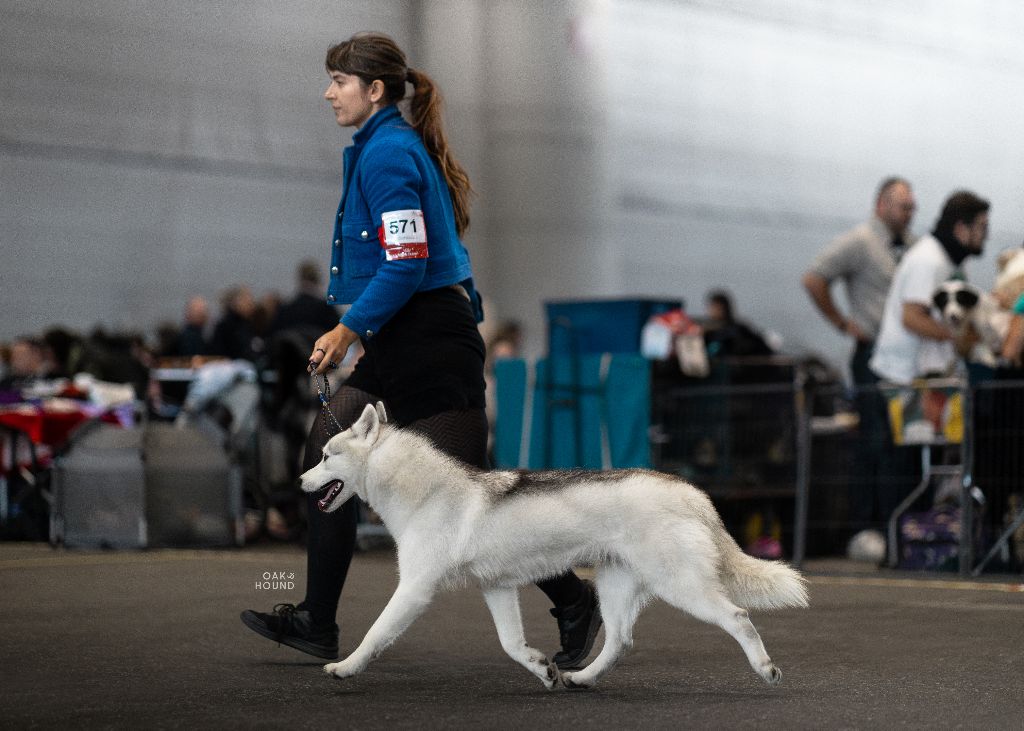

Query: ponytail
left=406, top=67, right=474, bottom=237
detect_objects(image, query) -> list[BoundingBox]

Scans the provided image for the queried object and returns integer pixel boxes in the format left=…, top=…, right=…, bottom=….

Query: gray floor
left=2, top=543, right=1023, bottom=730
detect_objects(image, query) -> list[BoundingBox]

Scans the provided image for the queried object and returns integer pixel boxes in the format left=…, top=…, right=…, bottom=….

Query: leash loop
left=315, top=372, right=345, bottom=437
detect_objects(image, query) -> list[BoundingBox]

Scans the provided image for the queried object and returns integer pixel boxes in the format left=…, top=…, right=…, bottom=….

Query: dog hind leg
left=654, top=582, right=781, bottom=686
left=324, top=579, right=436, bottom=679
left=482, top=586, right=559, bottom=690
left=562, top=564, right=646, bottom=690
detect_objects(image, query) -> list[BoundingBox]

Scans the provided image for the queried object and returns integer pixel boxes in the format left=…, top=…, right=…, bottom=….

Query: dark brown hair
left=706, top=289, right=735, bottom=324
left=933, top=190, right=990, bottom=241
left=326, top=32, right=473, bottom=236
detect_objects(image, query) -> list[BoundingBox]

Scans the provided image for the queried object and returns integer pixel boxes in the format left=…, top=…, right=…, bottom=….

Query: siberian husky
left=301, top=403, right=808, bottom=690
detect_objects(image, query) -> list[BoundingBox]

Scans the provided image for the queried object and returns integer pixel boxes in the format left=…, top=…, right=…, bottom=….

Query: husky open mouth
left=317, top=480, right=344, bottom=512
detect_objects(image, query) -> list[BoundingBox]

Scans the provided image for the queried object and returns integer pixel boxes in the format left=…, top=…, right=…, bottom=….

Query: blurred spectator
left=702, top=290, right=774, bottom=358
left=264, top=263, right=340, bottom=486
left=81, top=328, right=151, bottom=397
left=210, top=285, right=259, bottom=361
left=176, top=295, right=211, bottom=357
left=155, top=322, right=181, bottom=359
left=802, top=176, right=915, bottom=385
left=484, top=320, right=524, bottom=463
left=995, top=244, right=1024, bottom=368
left=42, top=327, right=85, bottom=378
left=870, top=191, right=990, bottom=384
left=252, top=291, right=282, bottom=347
left=1002, top=291, right=1024, bottom=367
left=271, top=260, right=339, bottom=338
left=0, top=336, right=47, bottom=390
left=865, top=191, right=989, bottom=546
left=993, top=245, right=1024, bottom=313
left=698, top=293, right=781, bottom=559
left=802, top=177, right=916, bottom=550
left=486, top=320, right=523, bottom=363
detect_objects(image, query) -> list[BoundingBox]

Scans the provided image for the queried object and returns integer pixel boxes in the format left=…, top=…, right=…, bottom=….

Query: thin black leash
left=314, top=372, right=345, bottom=437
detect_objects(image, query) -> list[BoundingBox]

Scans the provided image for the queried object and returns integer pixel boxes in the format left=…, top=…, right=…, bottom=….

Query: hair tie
left=405, top=68, right=415, bottom=83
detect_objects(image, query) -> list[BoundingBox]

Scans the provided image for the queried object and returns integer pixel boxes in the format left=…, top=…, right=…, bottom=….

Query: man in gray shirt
left=802, top=177, right=917, bottom=551
left=803, top=177, right=916, bottom=384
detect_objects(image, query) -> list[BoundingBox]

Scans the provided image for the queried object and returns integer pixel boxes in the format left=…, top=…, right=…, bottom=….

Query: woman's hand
left=308, top=323, right=360, bottom=375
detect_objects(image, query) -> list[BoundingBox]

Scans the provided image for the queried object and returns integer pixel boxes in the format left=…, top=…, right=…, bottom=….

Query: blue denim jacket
left=326, top=105, right=480, bottom=339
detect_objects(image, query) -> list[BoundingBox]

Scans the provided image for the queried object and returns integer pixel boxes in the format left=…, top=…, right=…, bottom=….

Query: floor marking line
left=0, top=550, right=303, bottom=570
left=809, top=574, right=1024, bottom=593
left=3, top=552, right=1022, bottom=595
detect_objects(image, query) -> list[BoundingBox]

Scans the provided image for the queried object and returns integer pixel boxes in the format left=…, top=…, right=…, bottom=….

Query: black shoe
left=240, top=603, right=339, bottom=660
left=550, top=580, right=602, bottom=670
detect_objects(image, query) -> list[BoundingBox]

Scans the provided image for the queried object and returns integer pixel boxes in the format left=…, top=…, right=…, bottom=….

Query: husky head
left=932, top=280, right=980, bottom=330
left=300, top=402, right=388, bottom=513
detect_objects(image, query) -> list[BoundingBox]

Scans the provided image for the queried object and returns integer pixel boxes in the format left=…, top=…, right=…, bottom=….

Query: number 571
left=388, top=219, right=417, bottom=234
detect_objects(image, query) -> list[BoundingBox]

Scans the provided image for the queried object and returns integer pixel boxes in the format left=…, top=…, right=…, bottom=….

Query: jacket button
left=331, top=266, right=338, bottom=274
left=365, top=329, right=374, bottom=338
left=360, top=230, right=369, bottom=239
left=333, top=239, right=340, bottom=247
left=327, top=295, right=335, bottom=303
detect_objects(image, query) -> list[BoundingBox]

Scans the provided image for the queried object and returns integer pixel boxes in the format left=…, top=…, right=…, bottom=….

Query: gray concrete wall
left=414, top=0, right=610, bottom=354
left=1, top=0, right=413, bottom=336
left=597, top=0, right=1024, bottom=367
left=4, top=0, right=1024, bottom=373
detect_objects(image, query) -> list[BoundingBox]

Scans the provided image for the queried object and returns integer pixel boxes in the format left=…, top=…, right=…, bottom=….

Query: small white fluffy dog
left=301, top=403, right=808, bottom=690
left=932, top=280, right=1011, bottom=367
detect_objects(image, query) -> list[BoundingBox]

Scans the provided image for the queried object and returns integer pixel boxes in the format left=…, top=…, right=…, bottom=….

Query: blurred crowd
left=0, top=261, right=343, bottom=401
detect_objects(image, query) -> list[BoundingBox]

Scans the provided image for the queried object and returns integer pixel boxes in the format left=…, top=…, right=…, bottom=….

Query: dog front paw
left=760, top=663, right=782, bottom=687
left=323, top=660, right=361, bottom=679
left=539, top=659, right=559, bottom=690
left=560, top=671, right=594, bottom=690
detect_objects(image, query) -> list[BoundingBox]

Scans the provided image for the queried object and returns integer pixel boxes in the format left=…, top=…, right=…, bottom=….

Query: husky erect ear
left=352, top=403, right=381, bottom=443
left=374, top=401, right=389, bottom=424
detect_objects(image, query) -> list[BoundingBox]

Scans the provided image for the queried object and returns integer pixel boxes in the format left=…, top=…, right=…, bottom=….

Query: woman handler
left=241, top=32, right=600, bottom=670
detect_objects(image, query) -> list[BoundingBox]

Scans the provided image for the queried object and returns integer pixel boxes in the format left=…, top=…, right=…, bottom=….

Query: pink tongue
left=317, top=482, right=342, bottom=512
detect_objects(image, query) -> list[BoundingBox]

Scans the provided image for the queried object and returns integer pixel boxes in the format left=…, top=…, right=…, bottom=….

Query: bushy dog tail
left=720, top=543, right=809, bottom=611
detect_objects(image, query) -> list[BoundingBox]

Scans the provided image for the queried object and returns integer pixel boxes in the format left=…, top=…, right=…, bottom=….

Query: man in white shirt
left=870, top=191, right=990, bottom=384
left=864, top=191, right=989, bottom=550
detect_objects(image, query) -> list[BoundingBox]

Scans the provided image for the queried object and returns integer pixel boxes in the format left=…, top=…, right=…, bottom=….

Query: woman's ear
left=368, top=79, right=385, bottom=104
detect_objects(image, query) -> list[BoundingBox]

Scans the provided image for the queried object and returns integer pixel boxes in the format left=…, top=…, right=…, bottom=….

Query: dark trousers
left=849, top=342, right=919, bottom=533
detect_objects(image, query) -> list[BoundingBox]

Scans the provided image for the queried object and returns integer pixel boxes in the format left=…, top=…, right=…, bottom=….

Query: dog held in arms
left=301, top=403, right=808, bottom=690
left=932, top=280, right=1011, bottom=368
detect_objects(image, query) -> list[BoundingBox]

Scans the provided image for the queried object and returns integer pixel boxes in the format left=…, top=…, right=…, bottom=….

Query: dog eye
left=934, top=292, right=948, bottom=309
left=955, top=290, right=978, bottom=307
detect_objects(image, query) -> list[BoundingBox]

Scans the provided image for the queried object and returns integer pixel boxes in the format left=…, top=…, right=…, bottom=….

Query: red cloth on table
left=0, top=407, right=91, bottom=446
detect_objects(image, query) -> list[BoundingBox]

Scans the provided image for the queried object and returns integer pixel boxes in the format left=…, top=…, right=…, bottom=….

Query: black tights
left=300, top=386, right=584, bottom=626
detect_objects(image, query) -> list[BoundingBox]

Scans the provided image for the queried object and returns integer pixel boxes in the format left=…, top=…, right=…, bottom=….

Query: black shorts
left=345, top=286, right=486, bottom=425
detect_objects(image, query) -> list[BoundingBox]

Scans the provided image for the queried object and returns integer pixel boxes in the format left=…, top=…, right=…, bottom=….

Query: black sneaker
left=240, top=603, right=339, bottom=660
left=550, top=580, right=602, bottom=670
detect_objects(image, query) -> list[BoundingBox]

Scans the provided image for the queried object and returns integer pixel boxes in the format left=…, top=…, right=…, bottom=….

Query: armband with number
left=378, top=209, right=429, bottom=261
